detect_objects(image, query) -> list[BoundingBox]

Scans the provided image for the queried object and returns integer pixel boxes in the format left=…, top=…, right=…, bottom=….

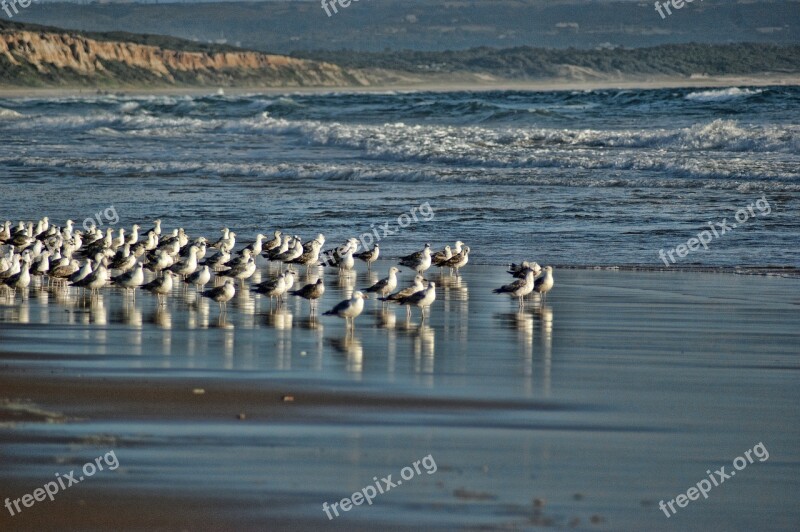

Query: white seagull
left=324, top=291, right=369, bottom=329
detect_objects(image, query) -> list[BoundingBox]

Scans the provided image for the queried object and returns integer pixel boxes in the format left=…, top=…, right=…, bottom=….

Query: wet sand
left=1, top=264, right=799, bottom=530
left=1, top=74, right=798, bottom=99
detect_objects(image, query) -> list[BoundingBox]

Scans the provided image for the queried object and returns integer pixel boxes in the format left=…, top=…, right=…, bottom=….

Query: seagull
left=210, top=228, right=233, bottom=250
left=180, top=237, right=207, bottom=259
left=0, top=253, right=21, bottom=279
left=170, top=245, right=200, bottom=278
left=142, top=270, right=176, bottom=306
left=508, top=261, right=542, bottom=278
left=399, top=243, right=432, bottom=274
left=266, top=234, right=291, bottom=261
left=219, top=256, right=256, bottom=286
left=49, top=259, right=80, bottom=284
left=302, top=234, right=325, bottom=254
left=67, top=259, right=93, bottom=285
left=146, top=249, right=174, bottom=274
left=0, top=221, right=11, bottom=243
left=111, top=228, right=126, bottom=250
left=112, top=262, right=145, bottom=299
left=253, top=273, right=287, bottom=306
left=324, top=291, right=369, bottom=329
left=2, top=255, right=31, bottom=292
left=493, top=268, right=536, bottom=307
left=282, top=269, right=297, bottom=297
left=30, top=250, right=51, bottom=278
left=396, top=281, right=436, bottom=321
left=223, top=248, right=252, bottom=270
left=533, top=266, right=554, bottom=304
left=274, top=237, right=304, bottom=267
left=381, top=274, right=426, bottom=302
left=321, top=238, right=359, bottom=268
left=202, top=278, right=236, bottom=312
left=337, top=243, right=357, bottom=274
left=72, top=262, right=108, bottom=295
left=185, top=265, right=211, bottom=291
left=145, top=219, right=162, bottom=238
left=289, top=238, right=323, bottom=273
left=262, top=230, right=282, bottom=257
left=240, top=234, right=266, bottom=257
left=441, top=246, right=470, bottom=276
left=201, top=244, right=232, bottom=271
left=354, top=244, right=380, bottom=270
left=290, top=278, right=325, bottom=312
left=431, top=245, right=452, bottom=269
left=381, top=273, right=427, bottom=318
left=363, top=266, right=399, bottom=300
left=125, top=224, right=140, bottom=246
left=109, top=244, right=136, bottom=272
left=141, top=230, right=159, bottom=252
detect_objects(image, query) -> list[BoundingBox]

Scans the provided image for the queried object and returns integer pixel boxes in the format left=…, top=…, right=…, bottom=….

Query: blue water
left=1, top=86, right=798, bottom=267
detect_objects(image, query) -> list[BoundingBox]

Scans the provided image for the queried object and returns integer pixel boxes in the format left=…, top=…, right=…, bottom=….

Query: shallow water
left=1, top=87, right=799, bottom=267
left=1, top=265, right=798, bottom=530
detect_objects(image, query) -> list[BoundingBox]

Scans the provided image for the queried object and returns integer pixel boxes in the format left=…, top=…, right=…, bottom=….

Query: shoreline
left=1, top=74, right=798, bottom=98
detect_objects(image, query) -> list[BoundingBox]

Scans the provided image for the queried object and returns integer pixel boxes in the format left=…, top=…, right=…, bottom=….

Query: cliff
left=0, top=22, right=370, bottom=88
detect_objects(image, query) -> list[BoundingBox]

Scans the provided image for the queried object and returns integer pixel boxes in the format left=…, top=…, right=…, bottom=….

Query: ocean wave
left=119, top=101, right=140, bottom=113
left=3, top=155, right=798, bottom=191
left=685, top=87, right=764, bottom=102
left=250, top=114, right=799, bottom=159
left=0, top=107, right=23, bottom=119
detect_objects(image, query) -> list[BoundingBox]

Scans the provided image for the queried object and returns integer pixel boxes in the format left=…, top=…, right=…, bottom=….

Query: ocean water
left=1, top=86, right=798, bottom=268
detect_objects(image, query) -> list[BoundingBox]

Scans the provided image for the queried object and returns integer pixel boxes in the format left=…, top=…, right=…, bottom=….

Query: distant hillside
left=11, top=0, right=800, bottom=53
left=1, top=20, right=798, bottom=89
left=294, top=43, right=800, bottom=80
left=0, top=20, right=370, bottom=88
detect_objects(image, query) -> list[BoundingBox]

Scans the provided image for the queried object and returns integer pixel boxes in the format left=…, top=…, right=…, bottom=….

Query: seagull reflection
left=327, top=334, right=363, bottom=375
left=297, top=314, right=324, bottom=332
left=0, top=289, right=16, bottom=307
left=361, top=269, right=379, bottom=288
left=495, top=310, right=534, bottom=348
left=337, top=270, right=355, bottom=298
left=111, top=303, right=143, bottom=328
left=372, top=307, right=396, bottom=330
left=50, top=283, right=77, bottom=308
left=1, top=299, right=30, bottom=323
left=411, top=323, right=435, bottom=380
left=212, top=312, right=234, bottom=329
left=534, top=305, right=553, bottom=396
left=186, top=296, right=210, bottom=329
left=223, top=328, right=235, bottom=361
left=494, top=309, right=537, bottom=394
left=81, top=294, right=107, bottom=325
left=149, top=305, right=172, bottom=329
left=234, top=285, right=255, bottom=316
left=264, top=306, right=293, bottom=330
left=437, top=273, right=469, bottom=301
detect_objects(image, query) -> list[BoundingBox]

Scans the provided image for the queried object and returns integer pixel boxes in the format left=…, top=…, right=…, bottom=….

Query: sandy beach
left=1, top=264, right=798, bottom=530
left=1, top=74, right=799, bottom=99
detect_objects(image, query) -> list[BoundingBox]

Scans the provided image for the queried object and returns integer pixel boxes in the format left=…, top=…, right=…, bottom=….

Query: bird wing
left=495, top=279, right=525, bottom=293
left=398, top=290, right=425, bottom=305
left=326, top=299, right=351, bottom=315
left=366, top=278, right=388, bottom=292
left=400, top=250, right=423, bottom=262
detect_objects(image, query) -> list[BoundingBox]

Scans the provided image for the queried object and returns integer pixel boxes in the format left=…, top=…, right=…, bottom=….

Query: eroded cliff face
left=0, top=30, right=371, bottom=87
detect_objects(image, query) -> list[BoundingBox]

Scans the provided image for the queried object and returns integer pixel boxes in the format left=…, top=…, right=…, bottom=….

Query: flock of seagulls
left=0, top=217, right=555, bottom=329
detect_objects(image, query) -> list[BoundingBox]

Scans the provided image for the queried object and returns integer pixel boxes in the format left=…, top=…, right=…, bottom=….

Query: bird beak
left=362, top=294, right=369, bottom=299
